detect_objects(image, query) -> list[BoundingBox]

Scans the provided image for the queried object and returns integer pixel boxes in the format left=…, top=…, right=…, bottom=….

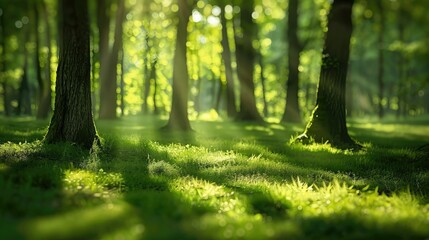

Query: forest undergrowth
left=0, top=115, right=428, bottom=239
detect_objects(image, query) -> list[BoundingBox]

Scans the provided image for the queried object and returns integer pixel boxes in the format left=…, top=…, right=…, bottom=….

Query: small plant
left=148, top=160, right=180, bottom=177
left=80, top=140, right=101, bottom=171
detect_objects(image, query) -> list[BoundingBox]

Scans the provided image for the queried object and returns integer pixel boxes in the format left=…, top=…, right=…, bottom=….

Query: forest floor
left=0, top=115, right=428, bottom=239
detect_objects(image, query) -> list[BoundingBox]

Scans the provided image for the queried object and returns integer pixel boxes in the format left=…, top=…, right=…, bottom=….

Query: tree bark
left=163, top=0, right=192, bottom=131
left=44, top=0, right=98, bottom=149
left=281, top=0, right=301, bottom=123
left=220, top=5, right=237, bottom=118
left=297, top=0, right=359, bottom=149
left=234, top=0, right=263, bottom=122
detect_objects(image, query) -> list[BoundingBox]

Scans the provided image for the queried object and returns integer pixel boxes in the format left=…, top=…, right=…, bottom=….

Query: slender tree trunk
left=376, top=0, right=385, bottom=119
left=142, top=35, right=151, bottom=114
left=151, top=58, right=159, bottom=115
left=234, top=0, right=263, bottom=122
left=220, top=6, right=237, bottom=118
left=258, top=52, right=269, bottom=117
left=35, top=3, right=51, bottom=119
left=97, top=0, right=116, bottom=119
left=18, top=27, right=32, bottom=116
left=163, top=0, right=192, bottom=131
left=281, top=0, right=301, bottom=123
left=297, top=0, right=359, bottom=149
left=150, top=58, right=159, bottom=115
left=0, top=9, right=11, bottom=116
left=119, top=46, right=125, bottom=117
left=45, top=0, right=98, bottom=149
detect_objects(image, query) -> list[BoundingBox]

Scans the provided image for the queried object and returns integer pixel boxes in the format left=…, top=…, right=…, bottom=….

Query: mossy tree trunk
left=298, top=0, right=359, bottom=149
left=44, top=0, right=98, bottom=149
left=281, top=0, right=301, bottom=123
left=163, top=0, right=192, bottom=131
left=234, top=0, right=263, bottom=122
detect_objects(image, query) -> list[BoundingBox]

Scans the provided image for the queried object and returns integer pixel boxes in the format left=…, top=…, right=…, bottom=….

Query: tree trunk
left=119, top=46, right=125, bottom=117
left=376, top=0, right=385, bottom=119
left=142, top=35, right=151, bottom=114
left=0, top=9, right=11, bottom=116
left=281, top=0, right=301, bottom=123
left=17, top=27, right=32, bottom=116
left=258, top=52, right=269, bottom=117
left=35, top=2, right=51, bottom=119
left=297, top=0, right=359, bottom=149
left=150, top=58, right=159, bottom=115
left=44, top=0, right=98, bottom=149
left=163, top=0, right=192, bottom=131
left=234, top=0, right=263, bottom=122
left=97, top=0, right=116, bottom=119
left=220, top=6, right=237, bottom=118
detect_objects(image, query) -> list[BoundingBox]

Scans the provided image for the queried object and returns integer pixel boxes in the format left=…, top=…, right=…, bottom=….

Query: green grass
left=1, top=115, right=428, bottom=239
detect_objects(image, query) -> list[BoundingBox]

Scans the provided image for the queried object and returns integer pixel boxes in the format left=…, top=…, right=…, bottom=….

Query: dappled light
left=1, top=0, right=429, bottom=238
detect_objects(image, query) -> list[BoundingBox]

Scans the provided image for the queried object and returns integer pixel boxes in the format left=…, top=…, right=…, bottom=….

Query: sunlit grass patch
left=148, top=160, right=180, bottom=177
left=63, top=169, right=125, bottom=201
left=172, top=176, right=247, bottom=216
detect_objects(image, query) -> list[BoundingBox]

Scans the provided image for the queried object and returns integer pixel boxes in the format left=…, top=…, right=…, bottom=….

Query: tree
left=35, top=1, right=52, bottom=119
left=281, top=0, right=301, bottom=123
left=297, top=0, right=360, bottom=149
left=219, top=1, right=237, bottom=118
left=44, top=0, right=98, bottom=149
left=234, top=0, right=263, bottom=122
left=163, top=0, right=193, bottom=131
left=98, top=0, right=126, bottom=119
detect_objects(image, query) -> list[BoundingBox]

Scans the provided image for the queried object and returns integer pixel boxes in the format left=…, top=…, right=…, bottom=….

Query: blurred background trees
left=0, top=0, right=428, bottom=123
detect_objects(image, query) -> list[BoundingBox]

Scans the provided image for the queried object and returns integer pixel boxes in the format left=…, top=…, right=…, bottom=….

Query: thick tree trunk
left=377, top=0, right=385, bottom=119
left=44, top=0, right=98, bottom=149
left=220, top=6, right=237, bottom=118
left=298, top=0, right=359, bottom=149
left=234, top=0, right=263, bottom=122
left=163, top=0, right=192, bottom=131
left=281, top=0, right=301, bottom=123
